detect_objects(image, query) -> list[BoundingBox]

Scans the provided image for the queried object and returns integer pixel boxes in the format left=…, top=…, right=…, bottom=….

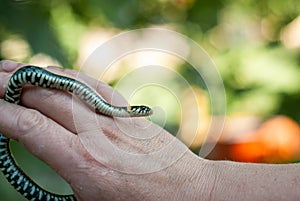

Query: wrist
left=171, top=150, right=218, bottom=200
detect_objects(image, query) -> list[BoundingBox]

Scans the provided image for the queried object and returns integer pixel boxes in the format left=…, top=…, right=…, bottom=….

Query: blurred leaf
left=186, top=0, right=224, bottom=31
left=0, top=1, right=69, bottom=66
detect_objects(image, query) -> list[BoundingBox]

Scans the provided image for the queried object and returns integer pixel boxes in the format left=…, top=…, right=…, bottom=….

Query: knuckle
left=15, top=108, right=48, bottom=134
left=39, top=89, right=74, bottom=114
left=39, top=88, right=69, bottom=103
left=0, top=73, right=12, bottom=96
left=31, top=88, right=73, bottom=113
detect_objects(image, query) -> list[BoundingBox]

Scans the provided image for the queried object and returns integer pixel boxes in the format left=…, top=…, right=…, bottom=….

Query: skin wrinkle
left=74, top=160, right=121, bottom=201
left=14, top=106, right=47, bottom=136
left=76, top=134, right=194, bottom=200
left=23, top=86, right=72, bottom=110
left=22, top=87, right=78, bottom=133
left=102, top=126, right=147, bottom=154
left=50, top=135, right=103, bottom=189
left=99, top=117, right=149, bottom=153
left=0, top=104, right=81, bottom=181
left=100, top=118, right=174, bottom=155
left=67, top=144, right=95, bottom=177
left=0, top=72, right=11, bottom=95
left=170, top=154, right=202, bottom=201
left=0, top=102, right=84, bottom=191
left=206, top=161, right=219, bottom=201
left=0, top=101, right=45, bottom=142
left=144, top=152, right=199, bottom=201
left=99, top=116, right=173, bottom=154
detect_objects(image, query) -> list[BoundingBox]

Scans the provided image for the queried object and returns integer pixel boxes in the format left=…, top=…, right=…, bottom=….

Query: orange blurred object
left=207, top=116, right=300, bottom=163
left=231, top=116, right=300, bottom=163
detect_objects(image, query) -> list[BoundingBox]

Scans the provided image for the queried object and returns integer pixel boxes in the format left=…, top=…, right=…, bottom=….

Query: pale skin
left=0, top=60, right=299, bottom=201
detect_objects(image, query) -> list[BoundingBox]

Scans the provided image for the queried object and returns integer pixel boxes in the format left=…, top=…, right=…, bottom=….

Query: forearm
left=68, top=148, right=216, bottom=201
left=212, top=161, right=300, bottom=200
left=169, top=151, right=300, bottom=201
left=80, top=147, right=300, bottom=201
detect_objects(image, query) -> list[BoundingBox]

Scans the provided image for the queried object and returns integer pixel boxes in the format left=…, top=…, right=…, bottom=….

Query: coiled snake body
left=0, top=66, right=152, bottom=201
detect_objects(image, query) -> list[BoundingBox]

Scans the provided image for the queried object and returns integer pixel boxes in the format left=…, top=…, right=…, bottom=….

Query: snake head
left=127, top=105, right=153, bottom=117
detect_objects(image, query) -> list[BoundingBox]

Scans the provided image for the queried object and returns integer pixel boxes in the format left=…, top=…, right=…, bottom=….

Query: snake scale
left=0, top=65, right=152, bottom=201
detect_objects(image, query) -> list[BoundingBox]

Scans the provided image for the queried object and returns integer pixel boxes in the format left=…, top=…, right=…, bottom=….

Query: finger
left=0, top=60, right=27, bottom=72
left=47, top=66, right=128, bottom=105
left=0, top=60, right=28, bottom=97
left=1, top=65, right=128, bottom=133
left=0, top=99, right=84, bottom=181
left=0, top=61, right=127, bottom=105
left=0, top=71, right=10, bottom=97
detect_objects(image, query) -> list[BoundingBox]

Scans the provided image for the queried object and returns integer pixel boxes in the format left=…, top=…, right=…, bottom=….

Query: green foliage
left=0, top=0, right=299, bottom=121
left=0, top=1, right=299, bottom=127
left=0, top=1, right=69, bottom=65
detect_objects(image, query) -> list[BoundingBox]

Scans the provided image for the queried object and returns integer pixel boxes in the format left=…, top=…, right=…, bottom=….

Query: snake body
left=0, top=65, right=152, bottom=201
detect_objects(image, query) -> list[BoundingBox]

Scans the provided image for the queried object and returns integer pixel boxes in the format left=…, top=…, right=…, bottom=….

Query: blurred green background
left=1, top=0, right=300, bottom=200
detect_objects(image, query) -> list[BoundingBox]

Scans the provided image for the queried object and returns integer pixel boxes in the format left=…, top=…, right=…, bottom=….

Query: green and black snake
left=0, top=65, right=152, bottom=201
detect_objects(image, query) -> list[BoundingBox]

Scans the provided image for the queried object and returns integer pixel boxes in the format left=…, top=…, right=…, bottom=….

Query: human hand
left=0, top=60, right=213, bottom=201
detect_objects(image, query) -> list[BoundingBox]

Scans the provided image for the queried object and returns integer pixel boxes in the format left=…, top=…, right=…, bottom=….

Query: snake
left=0, top=65, right=153, bottom=201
